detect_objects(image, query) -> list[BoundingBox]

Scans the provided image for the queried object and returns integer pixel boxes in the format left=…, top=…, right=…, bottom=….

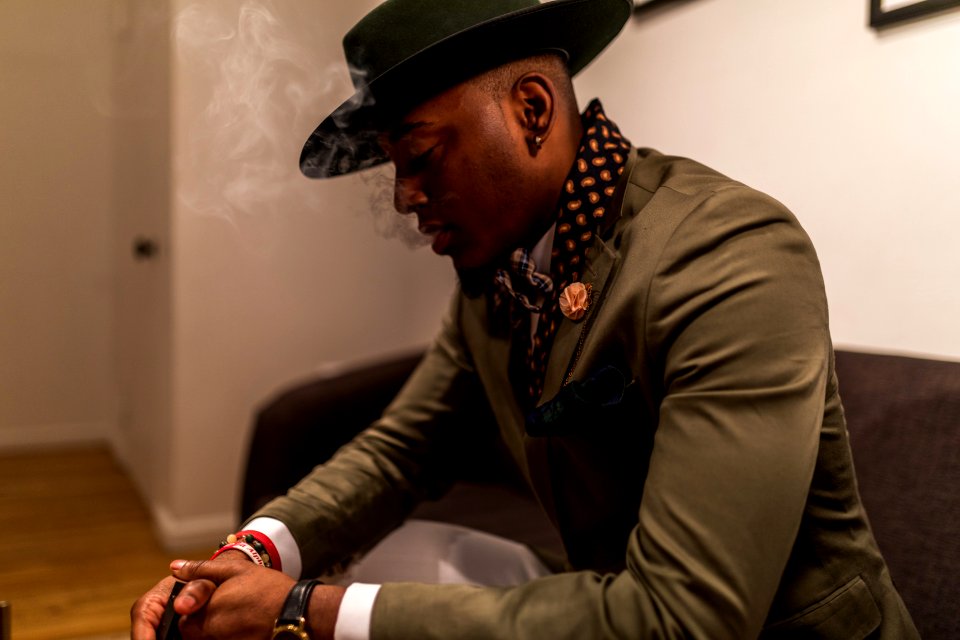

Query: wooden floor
left=0, top=446, right=206, bottom=640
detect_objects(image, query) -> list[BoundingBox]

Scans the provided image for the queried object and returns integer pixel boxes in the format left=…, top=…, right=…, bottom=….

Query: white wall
left=0, top=1, right=120, bottom=448
left=575, top=0, right=960, bottom=360
left=160, top=0, right=455, bottom=545
left=0, top=0, right=456, bottom=549
left=111, top=0, right=176, bottom=532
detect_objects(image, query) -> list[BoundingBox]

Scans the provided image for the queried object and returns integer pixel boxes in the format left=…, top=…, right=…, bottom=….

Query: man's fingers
left=130, top=614, right=158, bottom=640
left=130, top=603, right=161, bottom=640
left=130, top=577, right=176, bottom=640
left=170, top=558, right=240, bottom=584
left=173, top=578, right=217, bottom=616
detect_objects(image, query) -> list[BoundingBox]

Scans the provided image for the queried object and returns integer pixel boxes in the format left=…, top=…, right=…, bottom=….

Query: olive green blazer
left=256, top=148, right=918, bottom=639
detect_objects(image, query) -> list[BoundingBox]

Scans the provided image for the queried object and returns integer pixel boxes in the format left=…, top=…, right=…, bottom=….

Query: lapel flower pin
left=559, top=282, right=593, bottom=321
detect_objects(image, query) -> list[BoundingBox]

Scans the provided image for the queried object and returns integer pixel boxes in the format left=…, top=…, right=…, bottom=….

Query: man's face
left=379, top=81, right=543, bottom=271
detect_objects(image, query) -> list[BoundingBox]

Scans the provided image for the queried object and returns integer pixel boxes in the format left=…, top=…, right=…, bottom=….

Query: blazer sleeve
left=368, top=183, right=831, bottom=639
left=250, top=293, right=495, bottom=576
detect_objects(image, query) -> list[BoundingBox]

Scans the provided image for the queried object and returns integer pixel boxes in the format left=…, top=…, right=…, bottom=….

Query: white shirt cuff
left=242, top=519, right=380, bottom=639
left=334, top=583, right=381, bottom=640
left=242, top=516, right=302, bottom=579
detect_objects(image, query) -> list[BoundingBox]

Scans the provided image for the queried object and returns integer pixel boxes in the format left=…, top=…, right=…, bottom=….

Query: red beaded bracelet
left=211, top=540, right=265, bottom=566
left=212, top=531, right=282, bottom=572
left=236, top=530, right=282, bottom=573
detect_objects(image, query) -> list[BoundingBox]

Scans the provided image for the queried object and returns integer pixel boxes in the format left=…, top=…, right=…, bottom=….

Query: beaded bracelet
left=213, top=532, right=278, bottom=570
left=235, top=530, right=282, bottom=573
left=212, top=540, right=265, bottom=567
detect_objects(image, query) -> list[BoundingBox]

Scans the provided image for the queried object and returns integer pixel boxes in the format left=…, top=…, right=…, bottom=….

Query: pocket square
left=525, top=365, right=630, bottom=437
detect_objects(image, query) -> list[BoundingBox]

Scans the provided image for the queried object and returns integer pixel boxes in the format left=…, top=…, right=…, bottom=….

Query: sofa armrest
left=240, top=351, right=426, bottom=519
left=836, top=349, right=960, bottom=639
left=240, top=349, right=565, bottom=558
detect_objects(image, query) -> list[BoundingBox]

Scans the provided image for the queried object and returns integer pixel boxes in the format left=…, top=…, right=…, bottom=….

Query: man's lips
left=418, top=220, right=455, bottom=254
left=418, top=220, right=444, bottom=235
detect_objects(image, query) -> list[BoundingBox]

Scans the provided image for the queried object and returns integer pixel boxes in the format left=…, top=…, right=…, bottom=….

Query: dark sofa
left=242, top=349, right=959, bottom=638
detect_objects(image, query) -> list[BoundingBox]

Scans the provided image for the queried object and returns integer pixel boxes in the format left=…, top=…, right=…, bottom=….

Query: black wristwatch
left=271, top=579, right=322, bottom=640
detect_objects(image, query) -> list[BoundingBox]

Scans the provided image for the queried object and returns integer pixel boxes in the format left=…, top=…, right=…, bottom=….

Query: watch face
left=271, top=625, right=310, bottom=640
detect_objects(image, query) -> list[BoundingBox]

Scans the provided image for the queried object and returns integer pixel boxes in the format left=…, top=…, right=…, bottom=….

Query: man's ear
left=509, top=72, right=556, bottom=151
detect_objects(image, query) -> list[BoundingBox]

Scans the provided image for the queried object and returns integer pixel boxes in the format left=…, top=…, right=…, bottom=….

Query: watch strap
left=276, top=578, right=322, bottom=630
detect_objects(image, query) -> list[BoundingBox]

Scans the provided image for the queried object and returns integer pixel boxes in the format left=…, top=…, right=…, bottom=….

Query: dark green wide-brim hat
left=300, top=0, right=633, bottom=179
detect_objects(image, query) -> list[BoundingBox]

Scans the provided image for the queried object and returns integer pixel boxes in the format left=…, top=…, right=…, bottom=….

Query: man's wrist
left=211, top=548, right=252, bottom=563
left=305, top=584, right=346, bottom=640
left=243, top=517, right=302, bottom=578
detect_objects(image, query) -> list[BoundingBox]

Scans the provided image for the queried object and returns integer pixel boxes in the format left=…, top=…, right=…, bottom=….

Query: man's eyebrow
left=388, top=120, right=432, bottom=143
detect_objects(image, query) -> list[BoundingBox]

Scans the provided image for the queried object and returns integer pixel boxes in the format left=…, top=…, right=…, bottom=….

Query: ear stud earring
left=534, top=135, right=543, bottom=149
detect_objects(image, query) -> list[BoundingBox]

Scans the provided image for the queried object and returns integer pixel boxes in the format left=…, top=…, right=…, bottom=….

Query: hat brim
left=300, top=0, right=632, bottom=179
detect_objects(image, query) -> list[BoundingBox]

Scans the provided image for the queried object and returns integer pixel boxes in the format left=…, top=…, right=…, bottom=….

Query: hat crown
left=302, top=0, right=632, bottom=178
left=343, top=0, right=541, bottom=89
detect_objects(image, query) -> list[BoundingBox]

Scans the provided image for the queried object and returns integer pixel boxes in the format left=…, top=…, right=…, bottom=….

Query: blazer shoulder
left=618, top=148, right=799, bottom=234
left=627, top=148, right=765, bottom=199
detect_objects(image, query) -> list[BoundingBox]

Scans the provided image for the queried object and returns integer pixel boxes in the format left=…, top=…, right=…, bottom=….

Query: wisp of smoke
left=173, top=0, right=426, bottom=248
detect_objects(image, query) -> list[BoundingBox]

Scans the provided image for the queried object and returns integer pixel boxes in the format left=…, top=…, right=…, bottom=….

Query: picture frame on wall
left=869, top=0, right=960, bottom=28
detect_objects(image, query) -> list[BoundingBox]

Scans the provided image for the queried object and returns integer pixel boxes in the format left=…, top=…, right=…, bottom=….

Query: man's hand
left=131, top=552, right=345, bottom=639
left=157, top=555, right=290, bottom=639
left=131, top=574, right=182, bottom=640
left=130, top=550, right=247, bottom=640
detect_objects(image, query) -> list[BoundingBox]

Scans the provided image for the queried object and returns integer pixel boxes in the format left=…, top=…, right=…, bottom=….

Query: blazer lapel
left=539, top=234, right=620, bottom=405
left=536, top=148, right=646, bottom=405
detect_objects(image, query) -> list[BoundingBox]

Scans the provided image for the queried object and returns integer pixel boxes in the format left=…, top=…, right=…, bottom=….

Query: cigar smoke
left=173, top=0, right=425, bottom=248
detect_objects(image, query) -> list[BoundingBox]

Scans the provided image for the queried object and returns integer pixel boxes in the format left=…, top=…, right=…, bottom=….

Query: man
left=132, top=0, right=919, bottom=638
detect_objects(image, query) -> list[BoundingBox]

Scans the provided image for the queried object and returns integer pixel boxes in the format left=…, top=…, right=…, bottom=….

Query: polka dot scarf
left=515, top=99, right=631, bottom=405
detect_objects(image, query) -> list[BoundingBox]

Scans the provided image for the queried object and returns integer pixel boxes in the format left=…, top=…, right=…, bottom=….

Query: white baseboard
left=151, top=503, right=236, bottom=553
left=0, top=420, right=117, bottom=452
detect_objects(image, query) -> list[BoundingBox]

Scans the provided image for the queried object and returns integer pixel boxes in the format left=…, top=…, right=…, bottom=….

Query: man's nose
left=394, top=178, right=428, bottom=214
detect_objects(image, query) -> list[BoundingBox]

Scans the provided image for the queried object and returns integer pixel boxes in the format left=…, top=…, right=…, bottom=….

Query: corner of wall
left=150, top=502, right=236, bottom=553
